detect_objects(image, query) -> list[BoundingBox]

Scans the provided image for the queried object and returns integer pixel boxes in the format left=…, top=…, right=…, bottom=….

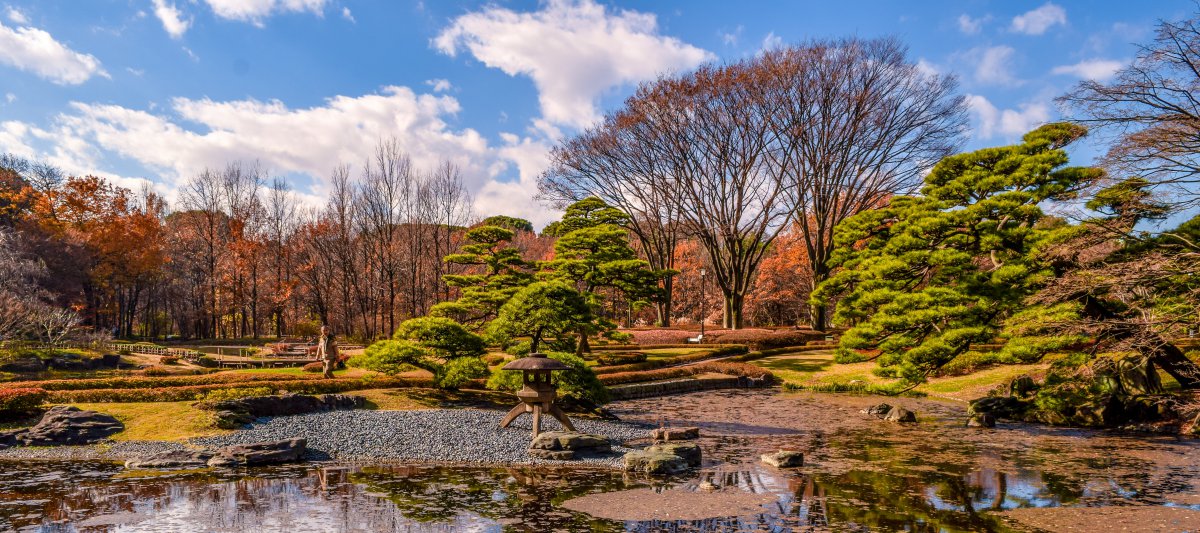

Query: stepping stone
left=651, top=426, right=699, bottom=441
left=623, top=449, right=688, bottom=475
left=648, top=442, right=701, bottom=467
left=761, top=450, right=804, bottom=468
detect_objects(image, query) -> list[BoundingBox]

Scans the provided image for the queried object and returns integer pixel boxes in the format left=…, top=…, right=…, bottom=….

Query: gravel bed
left=192, top=408, right=653, bottom=467
left=0, top=440, right=190, bottom=462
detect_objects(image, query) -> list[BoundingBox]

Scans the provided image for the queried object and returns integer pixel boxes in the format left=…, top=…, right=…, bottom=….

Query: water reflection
left=2, top=389, right=1199, bottom=532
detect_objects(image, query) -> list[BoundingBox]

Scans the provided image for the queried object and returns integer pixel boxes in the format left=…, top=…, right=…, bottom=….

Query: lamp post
left=699, top=267, right=706, bottom=338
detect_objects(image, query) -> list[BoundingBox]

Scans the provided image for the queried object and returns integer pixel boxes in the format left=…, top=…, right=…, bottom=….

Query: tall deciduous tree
left=1059, top=11, right=1200, bottom=208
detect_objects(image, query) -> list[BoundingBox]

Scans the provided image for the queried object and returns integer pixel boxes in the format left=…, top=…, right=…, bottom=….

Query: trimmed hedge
left=599, top=361, right=774, bottom=386
left=0, top=373, right=346, bottom=392
left=0, top=387, right=48, bottom=412
left=592, top=345, right=749, bottom=375
left=45, top=376, right=436, bottom=403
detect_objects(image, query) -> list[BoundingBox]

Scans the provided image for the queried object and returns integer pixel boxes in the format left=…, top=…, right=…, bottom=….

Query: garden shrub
left=435, top=357, right=489, bottom=390
left=142, top=366, right=172, bottom=377
left=0, top=387, right=48, bottom=412
left=349, top=340, right=436, bottom=375
left=302, top=362, right=324, bottom=373
left=201, top=386, right=276, bottom=402
left=394, top=316, right=486, bottom=358
left=44, top=376, right=437, bottom=403
left=486, top=351, right=609, bottom=404
left=706, top=329, right=821, bottom=350
left=596, top=352, right=647, bottom=366
left=605, top=331, right=634, bottom=343
left=195, top=356, right=219, bottom=368
left=482, top=354, right=508, bottom=366
left=598, top=361, right=775, bottom=386
left=626, top=330, right=694, bottom=345
left=159, top=355, right=180, bottom=365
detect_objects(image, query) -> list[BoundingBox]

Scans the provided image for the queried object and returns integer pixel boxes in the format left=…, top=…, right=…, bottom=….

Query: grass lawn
left=640, top=347, right=711, bottom=360
left=69, top=401, right=228, bottom=441
left=751, top=349, right=1050, bottom=401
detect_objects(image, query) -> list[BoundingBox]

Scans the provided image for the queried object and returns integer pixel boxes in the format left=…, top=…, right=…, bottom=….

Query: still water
left=2, top=390, right=1198, bottom=532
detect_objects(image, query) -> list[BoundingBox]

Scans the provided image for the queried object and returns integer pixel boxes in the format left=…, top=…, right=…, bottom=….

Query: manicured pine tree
left=431, top=224, right=534, bottom=326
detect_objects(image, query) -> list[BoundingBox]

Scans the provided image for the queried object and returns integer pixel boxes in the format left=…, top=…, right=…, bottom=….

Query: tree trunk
left=810, top=305, right=827, bottom=332
left=576, top=328, right=591, bottom=355
left=722, top=293, right=744, bottom=329
left=1081, top=295, right=1200, bottom=389
left=657, top=275, right=673, bottom=327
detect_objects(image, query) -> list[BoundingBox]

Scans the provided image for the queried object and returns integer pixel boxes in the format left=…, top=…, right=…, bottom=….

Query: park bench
left=686, top=334, right=704, bottom=344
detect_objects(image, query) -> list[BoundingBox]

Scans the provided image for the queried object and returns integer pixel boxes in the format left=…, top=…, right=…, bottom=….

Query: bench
left=686, top=334, right=704, bottom=344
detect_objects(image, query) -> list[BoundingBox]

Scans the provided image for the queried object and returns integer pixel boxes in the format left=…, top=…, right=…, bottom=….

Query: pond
left=2, top=390, right=1198, bottom=532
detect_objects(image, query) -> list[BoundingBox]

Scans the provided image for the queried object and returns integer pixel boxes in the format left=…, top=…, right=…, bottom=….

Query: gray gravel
left=0, top=440, right=190, bottom=461
left=192, top=408, right=652, bottom=467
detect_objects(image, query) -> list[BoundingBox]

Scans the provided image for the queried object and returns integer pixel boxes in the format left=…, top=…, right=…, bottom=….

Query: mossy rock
left=622, top=449, right=688, bottom=475
left=648, top=442, right=701, bottom=467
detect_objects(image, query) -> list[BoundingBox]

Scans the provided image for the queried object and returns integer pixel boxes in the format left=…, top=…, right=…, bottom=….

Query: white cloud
left=5, top=6, right=28, bottom=25
left=959, top=45, right=1020, bottom=86
left=341, top=6, right=354, bottom=23
left=125, top=67, right=145, bottom=77
left=762, top=31, right=783, bottom=51
left=721, top=25, right=743, bottom=46
left=1051, top=58, right=1123, bottom=81
left=475, top=134, right=560, bottom=229
left=4, top=92, right=14, bottom=103
left=0, top=120, right=37, bottom=158
left=434, top=0, right=712, bottom=129
left=966, top=94, right=1050, bottom=140
left=152, top=0, right=191, bottom=39
left=425, top=78, right=452, bottom=92
left=203, top=0, right=329, bottom=26
left=1011, top=3, right=1066, bottom=35
left=0, top=20, right=107, bottom=84
left=957, top=14, right=989, bottom=35
left=182, top=46, right=199, bottom=61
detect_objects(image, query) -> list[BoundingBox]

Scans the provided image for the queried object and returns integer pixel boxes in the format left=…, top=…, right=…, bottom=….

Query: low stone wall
left=608, top=376, right=770, bottom=401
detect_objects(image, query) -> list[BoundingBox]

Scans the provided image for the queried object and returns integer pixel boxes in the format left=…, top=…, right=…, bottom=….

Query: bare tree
left=1059, top=13, right=1200, bottom=208
left=761, top=38, right=966, bottom=330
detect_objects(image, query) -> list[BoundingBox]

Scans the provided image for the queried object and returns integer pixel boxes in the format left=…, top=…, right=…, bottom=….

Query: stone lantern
left=498, top=353, right=575, bottom=438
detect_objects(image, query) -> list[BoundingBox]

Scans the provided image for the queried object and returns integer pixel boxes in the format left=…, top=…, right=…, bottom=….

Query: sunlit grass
left=69, top=401, right=227, bottom=441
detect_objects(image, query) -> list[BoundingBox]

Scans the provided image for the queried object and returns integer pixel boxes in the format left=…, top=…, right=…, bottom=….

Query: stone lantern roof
left=502, top=353, right=571, bottom=371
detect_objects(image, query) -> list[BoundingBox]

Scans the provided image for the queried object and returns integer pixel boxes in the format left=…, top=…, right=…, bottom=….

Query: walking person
left=317, top=325, right=338, bottom=379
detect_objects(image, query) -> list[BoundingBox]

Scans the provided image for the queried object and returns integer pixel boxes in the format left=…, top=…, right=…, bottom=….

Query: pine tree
left=431, top=224, right=534, bottom=325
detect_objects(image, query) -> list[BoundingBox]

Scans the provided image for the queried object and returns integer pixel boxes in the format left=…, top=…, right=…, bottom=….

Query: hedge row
left=599, top=361, right=774, bottom=386
left=45, top=376, right=436, bottom=403
left=0, top=387, right=48, bottom=411
left=0, top=373, right=326, bottom=392
left=726, top=344, right=836, bottom=363
left=591, top=345, right=748, bottom=375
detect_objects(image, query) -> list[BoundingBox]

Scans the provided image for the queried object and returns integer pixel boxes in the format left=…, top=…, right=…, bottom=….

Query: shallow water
left=2, top=389, right=1199, bottom=532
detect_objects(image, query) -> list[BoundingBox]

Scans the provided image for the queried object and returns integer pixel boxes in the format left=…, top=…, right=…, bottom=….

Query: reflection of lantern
left=498, top=353, right=575, bottom=438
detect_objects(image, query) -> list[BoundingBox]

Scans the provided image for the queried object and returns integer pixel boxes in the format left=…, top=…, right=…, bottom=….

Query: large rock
left=0, top=355, right=45, bottom=373
left=861, top=403, right=892, bottom=418
left=125, top=449, right=213, bottom=470
left=1008, top=375, right=1037, bottom=398
left=966, top=413, right=996, bottom=428
left=761, top=450, right=804, bottom=468
left=648, top=442, right=701, bottom=467
left=651, top=426, right=699, bottom=441
left=884, top=406, right=917, bottom=423
left=203, top=393, right=365, bottom=429
left=207, top=438, right=306, bottom=467
left=18, top=406, right=123, bottom=446
left=206, top=393, right=365, bottom=417
left=0, top=428, right=25, bottom=449
left=622, top=449, right=688, bottom=475
left=528, top=431, right=611, bottom=460
left=969, top=396, right=1028, bottom=419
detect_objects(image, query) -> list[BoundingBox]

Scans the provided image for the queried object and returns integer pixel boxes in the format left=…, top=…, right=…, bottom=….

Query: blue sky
left=0, top=0, right=1194, bottom=227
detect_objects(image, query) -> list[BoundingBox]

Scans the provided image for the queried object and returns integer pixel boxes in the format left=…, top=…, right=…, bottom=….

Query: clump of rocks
left=623, top=426, right=703, bottom=475
left=0, top=406, right=123, bottom=447
left=527, top=431, right=611, bottom=460
left=761, top=450, right=804, bottom=468
left=124, top=438, right=307, bottom=469
left=861, top=403, right=917, bottom=423
left=198, top=393, right=364, bottom=429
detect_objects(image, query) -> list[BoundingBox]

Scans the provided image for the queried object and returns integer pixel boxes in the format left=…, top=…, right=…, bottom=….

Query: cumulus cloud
left=0, top=20, right=107, bottom=84
left=1011, top=3, right=1066, bottom=35
left=434, top=0, right=712, bottom=129
left=425, top=78, right=452, bottom=92
left=957, top=14, right=989, bottom=35
left=1051, top=58, right=1123, bottom=81
left=203, top=0, right=329, bottom=26
left=32, top=87, right=492, bottom=200
left=5, top=6, right=28, bottom=25
left=152, top=0, right=191, bottom=39
left=966, top=94, right=1049, bottom=140
left=475, top=134, right=560, bottom=229
left=341, top=6, right=354, bottom=23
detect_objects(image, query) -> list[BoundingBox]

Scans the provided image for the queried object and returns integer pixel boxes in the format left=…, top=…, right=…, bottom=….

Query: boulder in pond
left=861, top=403, right=892, bottom=418
left=528, top=431, right=611, bottom=460
left=125, top=449, right=213, bottom=470
left=18, top=406, right=123, bottom=446
left=966, top=413, right=996, bottom=428
left=651, top=426, right=699, bottom=441
left=622, top=449, right=688, bottom=475
left=207, top=438, right=306, bottom=467
left=760, top=450, right=804, bottom=468
left=1008, top=375, right=1037, bottom=398
left=648, top=442, right=701, bottom=467
left=968, top=396, right=1028, bottom=419
left=884, top=406, right=917, bottom=423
